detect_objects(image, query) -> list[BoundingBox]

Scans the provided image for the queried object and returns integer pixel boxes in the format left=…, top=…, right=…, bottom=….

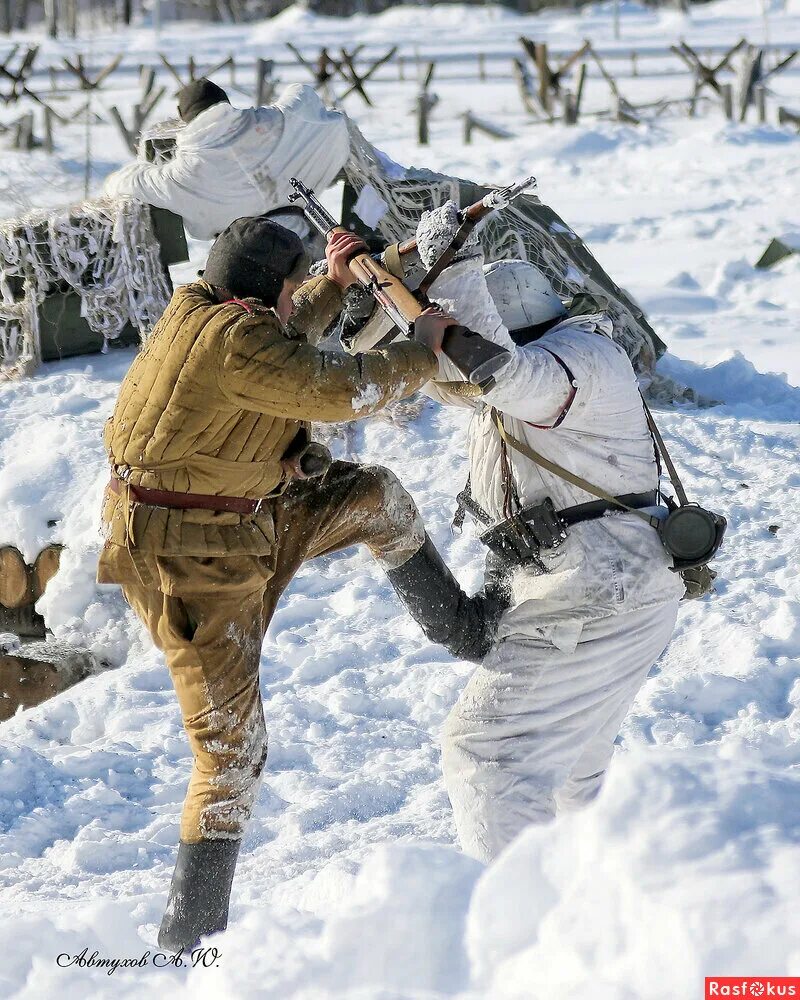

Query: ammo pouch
left=479, top=497, right=568, bottom=568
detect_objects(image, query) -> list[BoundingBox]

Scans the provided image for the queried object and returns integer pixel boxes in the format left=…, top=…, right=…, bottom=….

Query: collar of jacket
left=191, top=279, right=275, bottom=317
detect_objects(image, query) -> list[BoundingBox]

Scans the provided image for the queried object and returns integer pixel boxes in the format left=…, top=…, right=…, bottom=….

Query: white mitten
left=415, top=201, right=483, bottom=269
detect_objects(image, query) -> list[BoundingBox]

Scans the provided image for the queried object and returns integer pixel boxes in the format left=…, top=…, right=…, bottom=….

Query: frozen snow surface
left=0, top=0, right=799, bottom=997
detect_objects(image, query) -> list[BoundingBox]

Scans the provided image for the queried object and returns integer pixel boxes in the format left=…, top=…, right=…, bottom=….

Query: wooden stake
left=721, top=82, right=734, bottom=121
left=255, top=58, right=275, bottom=106
left=574, top=62, right=586, bottom=118
left=534, top=42, right=551, bottom=114
left=417, top=93, right=430, bottom=145
left=43, top=104, right=53, bottom=152
left=564, top=90, right=578, bottom=125
left=755, top=84, right=767, bottom=124
left=462, top=111, right=513, bottom=144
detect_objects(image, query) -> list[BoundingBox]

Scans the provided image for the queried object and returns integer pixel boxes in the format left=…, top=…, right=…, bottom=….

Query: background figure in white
left=103, top=79, right=349, bottom=249
left=416, top=204, right=683, bottom=863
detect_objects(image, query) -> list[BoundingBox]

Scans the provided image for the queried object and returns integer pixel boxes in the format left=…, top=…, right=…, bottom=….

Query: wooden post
left=631, top=51, right=638, bottom=77
left=512, top=57, right=537, bottom=116
left=478, top=52, right=486, bottom=82
left=721, top=82, right=734, bottom=121
left=44, top=0, right=57, bottom=38
left=534, top=42, right=551, bottom=114
left=417, top=92, right=430, bottom=145
left=0, top=0, right=12, bottom=34
left=43, top=104, right=54, bottom=152
left=461, top=111, right=514, bottom=144
left=564, top=90, right=578, bottom=125
left=255, top=58, right=274, bottom=106
left=755, top=84, right=767, bottom=124
left=417, top=65, right=436, bottom=146
left=688, top=77, right=699, bottom=118
left=398, top=55, right=405, bottom=81
left=778, top=106, right=800, bottom=131
left=574, top=61, right=586, bottom=117
left=15, top=111, right=34, bottom=150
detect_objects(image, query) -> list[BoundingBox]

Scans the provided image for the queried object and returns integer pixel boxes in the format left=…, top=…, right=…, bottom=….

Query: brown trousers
left=104, top=462, right=424, bottom=843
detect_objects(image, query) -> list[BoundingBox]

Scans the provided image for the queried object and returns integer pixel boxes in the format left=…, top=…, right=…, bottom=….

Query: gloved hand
left=415, top=201, right=484, bottom=270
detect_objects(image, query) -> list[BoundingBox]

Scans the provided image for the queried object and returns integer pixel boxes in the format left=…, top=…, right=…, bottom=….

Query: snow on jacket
left=425, top=262, right=684, bottom=650
left=99, top=276, right=437, bottom=565
left=102, top=85, right=349, bottom=240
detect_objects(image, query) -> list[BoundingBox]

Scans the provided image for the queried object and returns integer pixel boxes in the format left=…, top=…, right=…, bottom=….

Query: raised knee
left=360, top=465, right=417, bottom=520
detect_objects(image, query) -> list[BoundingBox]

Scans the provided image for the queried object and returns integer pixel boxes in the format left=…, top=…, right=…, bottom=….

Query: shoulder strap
left=638, top=393, right=689, bottom=507
left=383, top=242, right=405, bottom=279
left=490, top=409, right=660, bottom=528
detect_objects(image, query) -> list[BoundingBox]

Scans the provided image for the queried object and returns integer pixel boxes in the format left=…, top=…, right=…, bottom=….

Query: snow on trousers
left=441, top=600, right=679, bottom=863
left=111, top=461, right=425, bottom=843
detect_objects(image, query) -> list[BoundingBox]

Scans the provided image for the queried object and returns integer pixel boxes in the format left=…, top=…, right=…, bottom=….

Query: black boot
left=158, top=839, right=241, bottom=952
left=386, top=535, right=508, bottom=663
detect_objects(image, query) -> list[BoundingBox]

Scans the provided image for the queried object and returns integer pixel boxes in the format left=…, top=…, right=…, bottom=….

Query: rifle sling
left=383, top=242, right=404, bottom=279
left=417, top=214, right=480, bottom=298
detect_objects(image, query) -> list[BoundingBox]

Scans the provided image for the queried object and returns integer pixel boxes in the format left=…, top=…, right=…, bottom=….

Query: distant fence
left=0, top=34, right=797, bottom=162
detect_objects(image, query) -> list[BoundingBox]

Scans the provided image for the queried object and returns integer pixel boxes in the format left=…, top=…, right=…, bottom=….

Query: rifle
left=288, top=178, right=514, bottom=386
left=399, top=176, right=537, bottom=293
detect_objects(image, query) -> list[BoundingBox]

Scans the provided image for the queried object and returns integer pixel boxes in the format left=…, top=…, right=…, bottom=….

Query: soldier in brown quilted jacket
left=97, top=216, right=501, bottom=952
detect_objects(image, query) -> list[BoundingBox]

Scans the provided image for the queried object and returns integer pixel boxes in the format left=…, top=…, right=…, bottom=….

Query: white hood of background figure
left=419, top=228, right=683, bottom=649
left=103, top=84, right=349, bottom=241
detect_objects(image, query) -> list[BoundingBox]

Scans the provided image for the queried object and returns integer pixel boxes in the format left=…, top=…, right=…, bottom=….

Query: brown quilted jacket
left=98, top=276, right=436, bottom=560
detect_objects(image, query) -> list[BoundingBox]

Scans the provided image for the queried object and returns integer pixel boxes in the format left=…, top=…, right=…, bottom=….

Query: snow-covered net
left=0, top=197, right=171, bottom=379
left=344, top=119, right=686, bottom=397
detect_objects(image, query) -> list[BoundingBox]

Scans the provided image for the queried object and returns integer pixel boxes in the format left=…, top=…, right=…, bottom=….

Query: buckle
left=252, top=497, right=264, bottom=516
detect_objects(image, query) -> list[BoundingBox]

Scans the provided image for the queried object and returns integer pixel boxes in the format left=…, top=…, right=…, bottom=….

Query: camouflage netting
left=344, top=119, right=697, bottom=403
left=0, top=197, right=171, bottom=379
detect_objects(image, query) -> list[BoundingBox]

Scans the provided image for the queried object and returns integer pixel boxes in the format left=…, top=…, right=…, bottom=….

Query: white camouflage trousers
left=441, top=600, right=679, bottom=863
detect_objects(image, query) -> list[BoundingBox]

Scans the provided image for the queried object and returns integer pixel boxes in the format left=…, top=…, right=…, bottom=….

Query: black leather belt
left=557, top=491, right=658, bottom=527
left=477, top=491, right=659, bottom=570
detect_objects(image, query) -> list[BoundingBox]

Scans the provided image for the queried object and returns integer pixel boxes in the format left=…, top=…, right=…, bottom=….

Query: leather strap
left=639, top=392, right=690, bottom=507
left=417, top=213, right=479, bottom=298
left=526, top=347, right=578, bottom=430
left=382, top=242, right=405, bottom=279
left=490, top=410, right=662, bottom=528
left=109, top=476, right=267, bottom=515
left=557, top=491, right=657, bottom=526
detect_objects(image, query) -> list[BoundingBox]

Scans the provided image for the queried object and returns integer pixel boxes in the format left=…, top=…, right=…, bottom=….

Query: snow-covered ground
left=0, top=1, right=799, bottom=997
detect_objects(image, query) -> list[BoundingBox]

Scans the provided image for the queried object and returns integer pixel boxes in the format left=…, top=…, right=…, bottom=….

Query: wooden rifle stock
left=330, top=225, right=509, bottom=385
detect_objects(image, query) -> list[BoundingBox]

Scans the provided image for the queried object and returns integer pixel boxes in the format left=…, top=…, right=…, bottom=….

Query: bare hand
left=414, top=306, right=454, bottom=355
left=325, top=230, right=368, bottom=289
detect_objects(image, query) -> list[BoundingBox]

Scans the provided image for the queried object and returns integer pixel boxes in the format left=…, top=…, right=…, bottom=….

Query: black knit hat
left=177, top=78, right=230, bottom=123
left=203, top=216, right=310, bottom=307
